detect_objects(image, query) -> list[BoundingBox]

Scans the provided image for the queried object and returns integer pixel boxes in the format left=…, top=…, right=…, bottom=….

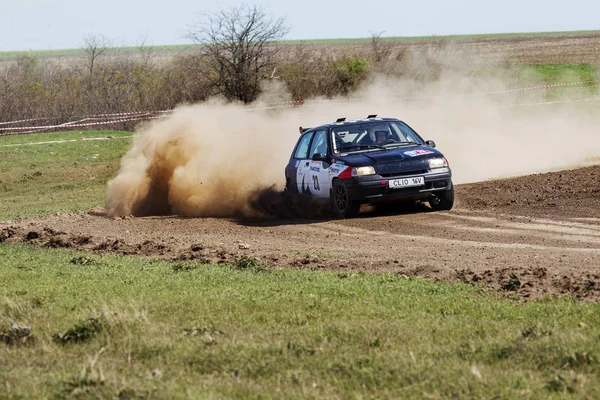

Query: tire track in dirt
left=1, top=166, right=599, bottom=300
left=2, top=205, right=599, bottom=300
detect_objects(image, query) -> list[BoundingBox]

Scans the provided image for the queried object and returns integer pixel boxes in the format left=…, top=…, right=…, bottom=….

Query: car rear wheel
left=284, top=177, right=292, bottom=192
left=429, top=183, right=454, bottom=211
left=332, top=180, right=361, bottom=218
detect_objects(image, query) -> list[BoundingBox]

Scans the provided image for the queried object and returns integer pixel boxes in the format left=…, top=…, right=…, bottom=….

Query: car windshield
left=331, top=121, right=424, bottom=153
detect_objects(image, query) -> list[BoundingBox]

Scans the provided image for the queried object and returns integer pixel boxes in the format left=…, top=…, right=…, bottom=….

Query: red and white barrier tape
left=0, top=115, right=163, bottom=135
left=1, top=80, right=597, bottom=134
left=255, top=80, right=599, bottom=107
left=0, top=109, right=173, bottom=126
left=508, top=96, right=600, bottom=107
left=2, top=97, right=599, bottom=145
left=0, top=117, right=57, bottom=126
left=80, top=110, right=172, bottom=119
left=484, top=80, right=597, bottom=95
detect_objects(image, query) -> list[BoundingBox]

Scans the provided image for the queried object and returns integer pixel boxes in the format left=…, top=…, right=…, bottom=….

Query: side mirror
left=425, top=140, right=436, bottom=148
left=312, top=153, right=326, bottom=161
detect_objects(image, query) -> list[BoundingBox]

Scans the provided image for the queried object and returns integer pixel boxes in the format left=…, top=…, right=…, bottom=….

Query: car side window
left=294, top=132, right=314, bottom=159
left=308, top=130, right=328, bottom=158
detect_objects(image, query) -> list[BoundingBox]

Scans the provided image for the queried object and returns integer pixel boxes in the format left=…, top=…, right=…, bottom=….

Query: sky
left=0, top=0, right=598, bottom=51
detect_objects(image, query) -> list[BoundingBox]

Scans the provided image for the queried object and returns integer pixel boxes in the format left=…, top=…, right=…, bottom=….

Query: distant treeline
left=0, top=47, right=379, bottom=129
left=1, top=39, right=593, bottom=131
left=0, top=37, right=441, bottom=130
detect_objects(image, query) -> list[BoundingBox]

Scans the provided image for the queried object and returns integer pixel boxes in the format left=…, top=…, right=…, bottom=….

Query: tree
left=370, top=31, right=393, bottom=63
left=82, top=33, right=111, bottom=77
left=187, top=5, right=289, bottom=103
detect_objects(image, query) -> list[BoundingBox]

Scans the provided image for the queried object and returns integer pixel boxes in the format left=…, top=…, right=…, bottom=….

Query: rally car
left=284, top=115, right=454, bottom=218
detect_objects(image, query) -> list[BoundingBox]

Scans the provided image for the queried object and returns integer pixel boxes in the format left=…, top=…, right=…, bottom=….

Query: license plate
left=389, top=176, right=424, bottom=189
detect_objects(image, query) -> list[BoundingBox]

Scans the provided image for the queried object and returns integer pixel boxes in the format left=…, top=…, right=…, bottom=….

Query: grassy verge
left=467, top=64, right=599, bottom=100
left=0, top=130, right=131, bottom=219
left=0, top=45, right=196, bottom=59
left=468, top=64, right=598, bottom=84
left=1, top=244, right=599, bottom=398
left=516, top=64, right=598, bottom=84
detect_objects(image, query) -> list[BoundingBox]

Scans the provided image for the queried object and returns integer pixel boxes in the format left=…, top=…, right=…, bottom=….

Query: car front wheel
left=428, top=183, right=454, bottom=211
left=332, top=180, right=361, bottom=218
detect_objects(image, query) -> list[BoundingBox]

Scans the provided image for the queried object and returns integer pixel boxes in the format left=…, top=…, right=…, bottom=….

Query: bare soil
left=283, top=32, right=600, bottom=65
left=409, top=32, right=600, bottom=65
left=2, top=165, right=599, bottom=300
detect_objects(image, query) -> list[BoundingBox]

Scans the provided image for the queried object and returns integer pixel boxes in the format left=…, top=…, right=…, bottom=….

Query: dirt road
left=2, top=166, right=599, bottom=300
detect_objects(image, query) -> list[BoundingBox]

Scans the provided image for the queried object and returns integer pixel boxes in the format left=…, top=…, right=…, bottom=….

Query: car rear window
left=294, top=132, right=314, bottom=159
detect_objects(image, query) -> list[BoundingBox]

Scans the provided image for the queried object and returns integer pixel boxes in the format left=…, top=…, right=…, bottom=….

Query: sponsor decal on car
left=310, top=165, right=320, bottom=172
left=329, top=163, right=347, bottom=175
left=404, top=149, right=434, bottom=157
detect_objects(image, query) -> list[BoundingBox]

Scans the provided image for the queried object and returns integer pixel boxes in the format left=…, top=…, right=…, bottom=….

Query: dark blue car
left=285, top=115, right=454, bottom=218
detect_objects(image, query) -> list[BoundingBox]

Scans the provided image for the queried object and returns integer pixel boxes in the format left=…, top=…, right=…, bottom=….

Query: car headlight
left=352, top=166, right=376, bottom=176
left=428, top=158, right=448, bottom=169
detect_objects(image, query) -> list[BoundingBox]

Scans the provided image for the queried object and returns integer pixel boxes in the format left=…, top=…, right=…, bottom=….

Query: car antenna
left=336, top=117, right=346, bottom=122
left=367, top=114, right=377, bottom=118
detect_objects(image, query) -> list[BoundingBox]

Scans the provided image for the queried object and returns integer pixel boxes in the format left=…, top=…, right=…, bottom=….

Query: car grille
left=380, top=169, right=429, bottom=178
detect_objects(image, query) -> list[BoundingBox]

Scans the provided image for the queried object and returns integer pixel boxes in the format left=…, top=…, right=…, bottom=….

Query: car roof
left=302, top=117, right=401, bottom=134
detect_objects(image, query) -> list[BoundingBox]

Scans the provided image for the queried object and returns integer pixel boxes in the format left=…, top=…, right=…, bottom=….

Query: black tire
left=285, top=177, right=298, bottom=193
left=284, top=177, right=291, bottom=192
left=429, top=183, right=454, bottom=211
left=331, top=179, right=361, bottom=218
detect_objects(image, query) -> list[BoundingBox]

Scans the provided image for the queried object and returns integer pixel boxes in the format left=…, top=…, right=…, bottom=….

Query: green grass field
left=2, top=131, right=600, bottom=398
left=0, top=45, right=196, bottom=60
left=464, top=64, right=599, bottom=90
left=516, top=64, right=598, bottom=84
left=0, top=130, right=132, bottom=220
left=2, top=244, right=600, bottom=398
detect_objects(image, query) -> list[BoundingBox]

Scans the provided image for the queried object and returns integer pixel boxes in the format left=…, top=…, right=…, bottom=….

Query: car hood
left=335, top=145, right=445, bottom=176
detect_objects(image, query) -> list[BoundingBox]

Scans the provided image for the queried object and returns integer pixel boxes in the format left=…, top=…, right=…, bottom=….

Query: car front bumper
left=342, top=168, right=452, bottom=203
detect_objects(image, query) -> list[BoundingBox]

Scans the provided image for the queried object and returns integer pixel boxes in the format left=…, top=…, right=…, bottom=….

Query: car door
left=306, top=130, right=331, bottom=198
left=286, top=131, right=314, bottom=193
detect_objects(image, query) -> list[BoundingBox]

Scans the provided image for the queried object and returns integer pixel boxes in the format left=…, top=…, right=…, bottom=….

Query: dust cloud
left=105, top=101, right=298, bottom=217
left=106, top=69, right=600, bottom=218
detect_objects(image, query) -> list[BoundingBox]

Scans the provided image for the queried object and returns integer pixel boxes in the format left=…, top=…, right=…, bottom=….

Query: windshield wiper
left=383, top=142, right=419, bottom=147
left=340, top=144, right=387, bottom=151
